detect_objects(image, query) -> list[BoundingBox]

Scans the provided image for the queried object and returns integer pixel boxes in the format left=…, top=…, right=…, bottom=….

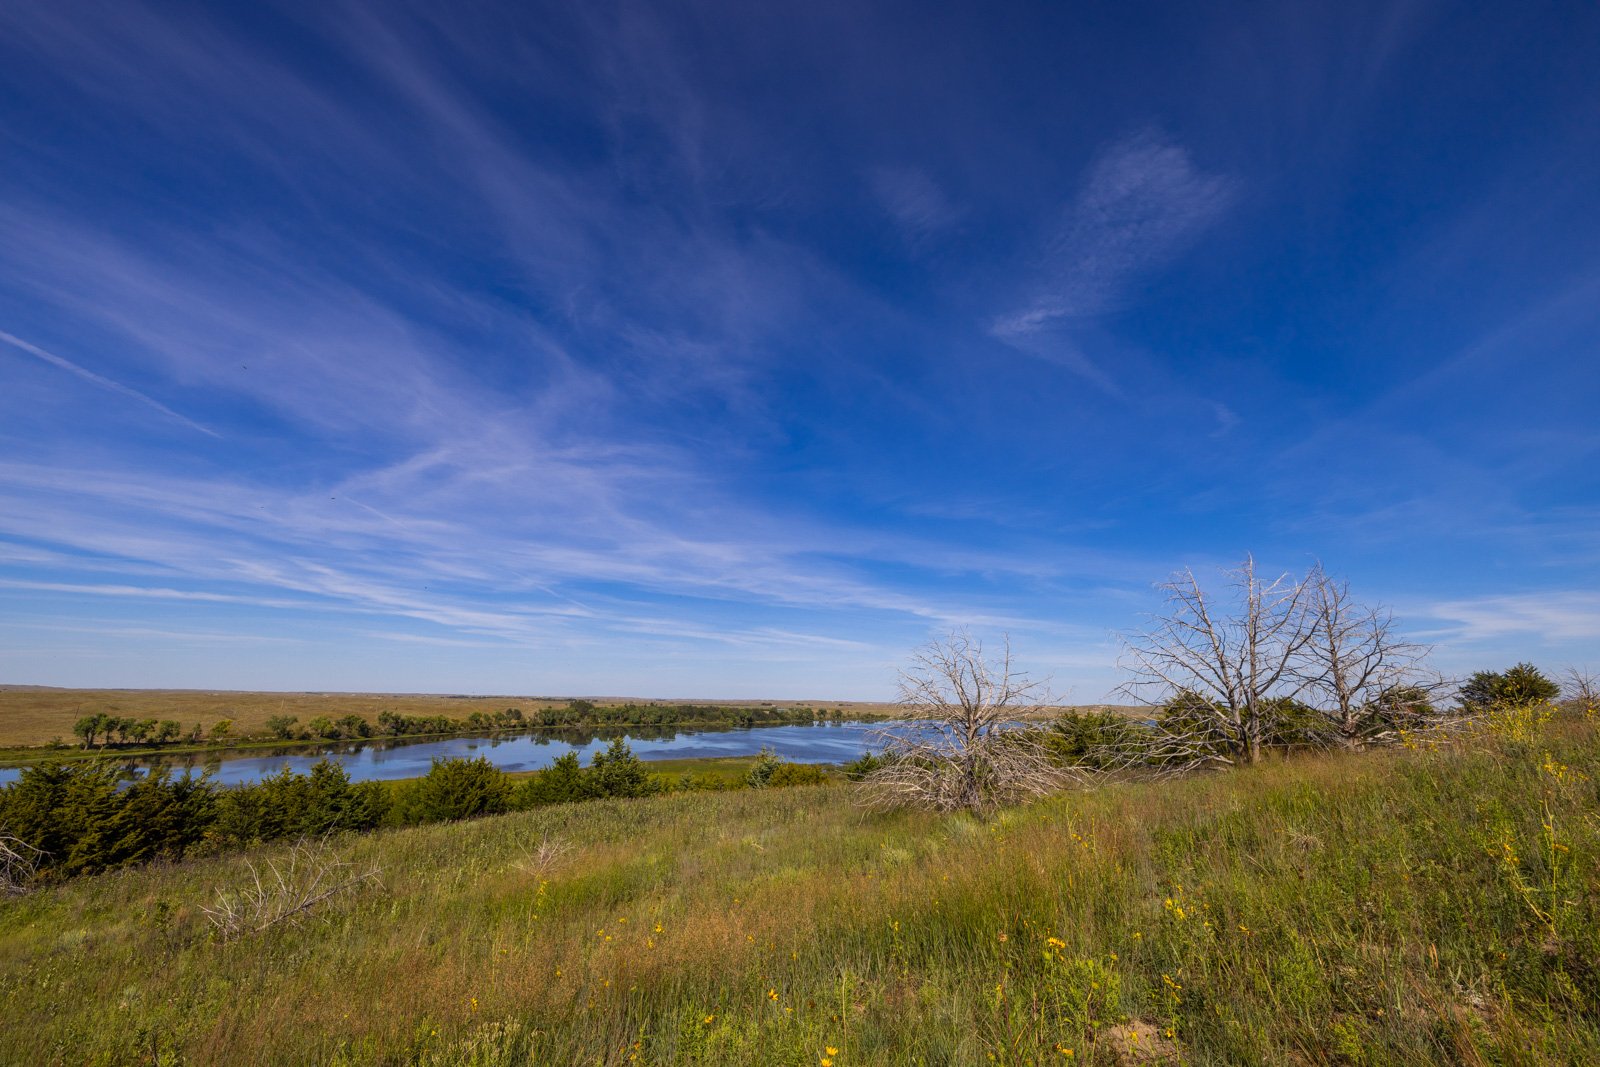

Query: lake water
left=0, top=719, right=905, bottom=787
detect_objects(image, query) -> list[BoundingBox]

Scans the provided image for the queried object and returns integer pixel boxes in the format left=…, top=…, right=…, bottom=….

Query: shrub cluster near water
left=0, top=739, right=830, bottom=887
left=58, top=699, right=840, bottom=750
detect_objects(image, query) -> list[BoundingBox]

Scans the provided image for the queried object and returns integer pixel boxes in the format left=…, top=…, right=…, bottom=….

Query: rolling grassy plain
left=0, top=687, right=897, bottom=750
left=2, top=714, right=1596, bottom=1065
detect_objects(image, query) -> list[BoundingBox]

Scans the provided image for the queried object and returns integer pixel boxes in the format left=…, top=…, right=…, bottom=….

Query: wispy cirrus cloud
left=1416, top=592, right=1600, bottom=644
left=4, top=1, right=1592, bottom=699
left=870, top=166, right=960, bottom=246
left=993, top=130, right=1236, bottom=386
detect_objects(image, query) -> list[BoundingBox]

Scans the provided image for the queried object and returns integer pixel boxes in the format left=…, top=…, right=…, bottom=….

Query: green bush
left=841, top=751, right=886, bottom=780
left=264, top=715, right=299, bottom=739
left=587, top=738, right=662, bottom=799
left=393, top=757, right=513, bottom=824
left=746, top=746, right=782, bottom=788
left=0, top=763, right=213, bottom=881
left=209, top=760, right=388, bottom=847
left=1461, top=662, right=1561, bottom=710
left=766, top=762, right=829, bottom=786
left=1046, top=710, right=1153, bottom=768
left=518, top=752, right=592, bottom=807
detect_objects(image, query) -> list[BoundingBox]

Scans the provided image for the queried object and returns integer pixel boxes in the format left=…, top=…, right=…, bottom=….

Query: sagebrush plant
left=1, top=713, right=1596, bottom=1064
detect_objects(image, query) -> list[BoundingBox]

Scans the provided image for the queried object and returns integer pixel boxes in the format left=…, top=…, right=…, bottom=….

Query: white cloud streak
left=0, top=329, right=219, bottom=436
left=870, top=166, right=959, bottom=244
left=993, top=130, right=1236, bottom=385
left=1418, top=592, right=1600, bottom=644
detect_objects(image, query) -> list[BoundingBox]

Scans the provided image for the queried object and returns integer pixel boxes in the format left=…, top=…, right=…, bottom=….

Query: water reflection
left=0, top=720, right=901, bottom=787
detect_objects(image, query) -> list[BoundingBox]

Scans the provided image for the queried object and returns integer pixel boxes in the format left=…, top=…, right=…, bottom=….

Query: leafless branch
left=1563, top=666, right=1598, bottom=717
left=1117, top=555, right=1317, bottom=767
left=1296, top=569, right=1455, bottom=747
left=861, top=631, right=1080, bottom=814
left=201, top=838, right=382, bottom=941
left=0, top=834, right=44, bottom=896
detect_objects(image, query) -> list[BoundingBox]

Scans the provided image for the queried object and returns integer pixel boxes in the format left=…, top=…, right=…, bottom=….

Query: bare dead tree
left=1118, top=555, right=1317, bottom=768
left=201, top=838, right=382, bottom=941
left=1, top=834, right=43, bottom=896
left=1297, top=570, right=1453, bottom=747
left=1563, top=666, right=1598, bottom=718
left=862, top=631, right=1075, bottom=814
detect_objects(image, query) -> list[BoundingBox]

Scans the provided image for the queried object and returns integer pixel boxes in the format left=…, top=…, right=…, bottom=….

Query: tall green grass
left=1, top=716, right=1596, bottom=1065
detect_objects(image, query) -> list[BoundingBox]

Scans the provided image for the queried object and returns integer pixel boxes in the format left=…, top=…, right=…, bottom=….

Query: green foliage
left=210, top=719, right=234, bottom=741
left=338, top=714, right=372, bottom=739
left=1046, top=710, right=1153, bottom=768
left=745, top=746, right=782, bottom=788
left=1142, top=691, right=1332, bottom=766
left=72, top=714, right=104, bottom=748
left=518, top=752, right=591, bottom=807
left=1461, top=662, right=1561, bottom=710
left=0, top=763, right=213, bottom=881
left=524, top=700, right=824, bottom=730
left=841, top=751, right=886, bottom=781
left=0, top=758, right=388, bottom=884
left=766, top=762, right=829, bottom=787
left=586, top=739, right=661, bottom=799
left=264, top=715, right=299, bottom=739
left=1259, top=696, right=1325, bottom=747
left=393, top=757, right=514, bottom=824
left=209, top=760, right=389, bottom=847
left=1350, top=684, right=1439, bottom=742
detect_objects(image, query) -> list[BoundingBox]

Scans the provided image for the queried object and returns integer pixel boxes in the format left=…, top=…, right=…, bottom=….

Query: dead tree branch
left=0, top=834, right=44, bottom=896
left=1118, top=555, right=1317, bottom=768
left=1296, top=570, right=1456, bottom=747
left=201, top=838, right=382, bottom=941
left=862, top=631, right=1078, bottom=814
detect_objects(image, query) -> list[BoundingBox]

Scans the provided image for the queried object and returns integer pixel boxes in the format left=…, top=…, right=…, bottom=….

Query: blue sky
left=1, top=1, right=1597, bottom=700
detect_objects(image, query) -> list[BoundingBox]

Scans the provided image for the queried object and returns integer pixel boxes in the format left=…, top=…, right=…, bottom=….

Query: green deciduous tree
left=72, top=714, right=106, bottom=749
left=265, top=715, right=299, bottom=739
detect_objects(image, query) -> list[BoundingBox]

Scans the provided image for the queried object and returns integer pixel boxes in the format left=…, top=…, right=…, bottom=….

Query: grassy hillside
left=1, top=717, right=1596, bottom=1065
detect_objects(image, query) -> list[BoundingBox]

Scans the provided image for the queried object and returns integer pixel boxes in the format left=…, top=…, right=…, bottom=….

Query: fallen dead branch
left=201, top=838, right=382, bottom=941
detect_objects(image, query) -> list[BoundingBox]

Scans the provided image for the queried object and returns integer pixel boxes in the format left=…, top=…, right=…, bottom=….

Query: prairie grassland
left=0, top=688, right=893, bottom=748
left=1, top=718, right=1596, bottom=1065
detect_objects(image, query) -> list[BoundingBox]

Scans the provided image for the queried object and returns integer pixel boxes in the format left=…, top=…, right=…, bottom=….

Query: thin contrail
left=0, top=328, right=220, bottom=437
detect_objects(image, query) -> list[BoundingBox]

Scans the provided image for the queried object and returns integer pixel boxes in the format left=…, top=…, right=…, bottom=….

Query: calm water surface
left=0, top=720, right=903, bottom=787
